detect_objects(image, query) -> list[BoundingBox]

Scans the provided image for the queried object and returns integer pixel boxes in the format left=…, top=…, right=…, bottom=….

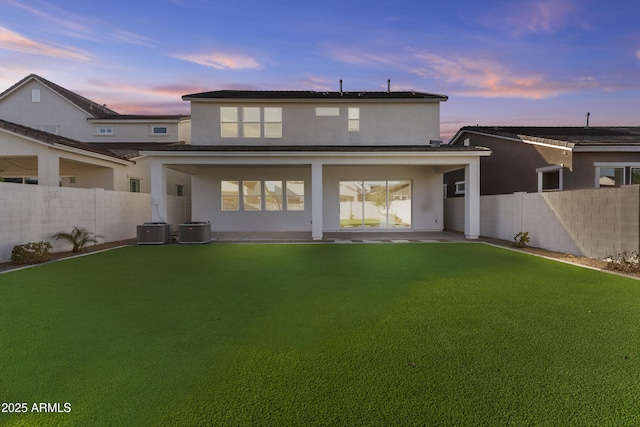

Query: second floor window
left=220, top=107, right=282, bottom=139
left=96, top=126, right=114, bottom=136
left=348, top=107, right=360, bottom=132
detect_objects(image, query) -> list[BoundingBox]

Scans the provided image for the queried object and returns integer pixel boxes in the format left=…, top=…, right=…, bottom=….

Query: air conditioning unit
left=179, top=221, right=211, bottom=244
left=137, top=222, right=171, bottom=245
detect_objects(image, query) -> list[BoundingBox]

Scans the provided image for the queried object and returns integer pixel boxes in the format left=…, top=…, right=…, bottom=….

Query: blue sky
left=0, top=0, right=638, bottom=140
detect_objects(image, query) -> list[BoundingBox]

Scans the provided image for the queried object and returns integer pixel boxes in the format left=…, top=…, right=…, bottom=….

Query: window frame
left=150, top=126, right=169, bottom=136
left=96, top=126, right=114, bottom=136
left=594, top=162, right=640, bottom=188
left=129, top=178, right=141, bottom=193
left=536, top=165, right=563, bottom=192
left=348, top=107, right=360, bottom=132
left=455, top=181, right=465, bottom=195
left=220, top=107, right=239, bottom=138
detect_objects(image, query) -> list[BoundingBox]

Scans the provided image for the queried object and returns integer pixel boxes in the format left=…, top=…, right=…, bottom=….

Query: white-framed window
left=39, top=125, right=59, bottom=134
left=348, top=107, right=360, bottom=132
left=265, top=181, right=283, bottom=211
left=176, top=185, right=185, bottom=197
left=264, top=108, right=282, bottom=138
left=286, top=181, right=305, bottom=211
left=536, top=165, right=563, bottom=192
left=243, top=181, right=262, bottom=211
left=129, top=178, right=141, bottom=193
left=594, top=163, right=640, bottom=188
left=220, top=107, right=282, bottom=138
left=243, top=107, right=261, bottom=138
left=32, top=89, right=40, bottom=103
left=316, top=107, right=340, bottom=117
left=220, top=107, right=239, bottom=138
left=151, top=126, right=169, bottom=136
left=455, top=181, right=465, bottom=195
left=221, top=180, right=305, bottom=212
left=221, top=181, right=240, bottom=211
left=96, top=126, right=114, bottom=136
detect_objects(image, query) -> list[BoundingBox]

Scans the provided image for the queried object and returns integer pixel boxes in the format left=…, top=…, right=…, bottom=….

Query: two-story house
left=0, top=74, right=191, bottom=195
left=138, top=89, right=490, bottom=240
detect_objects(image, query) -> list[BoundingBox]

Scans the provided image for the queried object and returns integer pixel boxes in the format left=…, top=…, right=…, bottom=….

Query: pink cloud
left=0, top=25, right=90, bottom=61
left=172, top=51, right=262, bottom=70
left=486, top=0, right=583, bottom=37
left=408, top=50, right=609, bottom=99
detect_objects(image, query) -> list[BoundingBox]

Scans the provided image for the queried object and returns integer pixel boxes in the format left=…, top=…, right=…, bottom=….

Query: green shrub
left=52, top=226, right=102, bottom=253
left=10, top=242, right=52, bottom=265
left=513, top=231, right=530, bottom=248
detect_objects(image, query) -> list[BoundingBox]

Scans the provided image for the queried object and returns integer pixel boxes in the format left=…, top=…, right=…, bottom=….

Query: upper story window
left=96, top=126, right=114, bottom=136
left=32, top=89, right=41, bottom=103
left=455, top=181, right=465, bottom=195
left=264, top=108, right=282, bottom=138
left=243, top=107, right=261, bottom=138
left=151, top=126, right=169, bottom=136
left=348, top=107, right=360, bottom=132
left=220, top=107, right=282, bottom=138
left=39, top=125, right=59, bottom=135
left=220, top=107, right=239, bottom=138
left=316, top=107, right=339, bottom=117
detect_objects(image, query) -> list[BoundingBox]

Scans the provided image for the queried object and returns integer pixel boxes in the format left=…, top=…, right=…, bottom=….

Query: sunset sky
left=0, top=0, right=638, bottom=140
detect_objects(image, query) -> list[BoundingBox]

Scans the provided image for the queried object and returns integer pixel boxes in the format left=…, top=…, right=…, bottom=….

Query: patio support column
left=150, top=159, right=168, bottom=224
left=311, top=161, right=323, bottom=240
left=464, top=158, right=480, bottom=239
left=38, top=150, right=59, bottom=186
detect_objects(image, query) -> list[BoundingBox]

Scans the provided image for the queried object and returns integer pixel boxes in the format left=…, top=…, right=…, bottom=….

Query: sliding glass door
left=339, top=180, right=411, bottom=229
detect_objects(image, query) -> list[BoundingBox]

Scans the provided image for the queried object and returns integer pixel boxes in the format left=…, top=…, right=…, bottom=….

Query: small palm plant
left=52, top=226, right=102, bottom=253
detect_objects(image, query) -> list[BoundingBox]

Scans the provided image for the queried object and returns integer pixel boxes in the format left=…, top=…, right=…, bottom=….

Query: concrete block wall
left=444, top=185, right=640, bottom=259
left=0, top=183, right=151, bottom=262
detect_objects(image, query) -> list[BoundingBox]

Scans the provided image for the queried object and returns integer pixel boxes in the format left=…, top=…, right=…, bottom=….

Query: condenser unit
left=137, top=222, right=171, bottom=245
left=179, top=221, right=211, bottom=244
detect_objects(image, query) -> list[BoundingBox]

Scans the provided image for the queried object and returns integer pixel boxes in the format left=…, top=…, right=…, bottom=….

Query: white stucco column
left=38, top=151, right=59, bottom=186
left=464, top=159, right=480, bottom=239
left=311, top=161, right=323, bottom=240
left=150, top=159, right=168, bottom=223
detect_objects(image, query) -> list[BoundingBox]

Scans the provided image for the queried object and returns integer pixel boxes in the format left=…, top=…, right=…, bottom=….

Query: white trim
left=593, top=162, right=640, bottom=167
left=535, top=164, right=564, bottom=173
left=575, top=146, right=640, bottom=153
left=450, top=130, right=574, bottom=152
left=454, top=180, right=465, bottom=195
left=150, top=125, right=169, bottom=136
left=537, top=165, right=563, bottom=192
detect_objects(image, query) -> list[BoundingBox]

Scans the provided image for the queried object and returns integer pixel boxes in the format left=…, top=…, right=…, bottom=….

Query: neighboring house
left=138, top=89, right=490, bottom=239
left=0, top=75, right=191, bottom=195
left=445, top=126, right=640, bottom=196
left=0, top=119, right=134, bottom=189
left=0, top=74, right=191, bottom=144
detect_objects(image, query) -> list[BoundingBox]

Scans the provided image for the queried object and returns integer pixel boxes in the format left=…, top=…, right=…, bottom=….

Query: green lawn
left=1, top=243, right=639, bottom=426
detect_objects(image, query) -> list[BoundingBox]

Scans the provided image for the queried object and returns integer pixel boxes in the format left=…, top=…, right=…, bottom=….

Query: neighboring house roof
left=0, top=74, right=190, bottom=121
left=89, top=114, right=190, bottom=121
left=183, top=90, right=448, bottom=101
left=0, top=119, right=130, bottom=161
left=451, top=126, right=640, bottom=148
left=139, top=145, right=488, bottom=153
left=93, top=142, right=186, bottom=159
left=0, top=74, right=119, bottom=118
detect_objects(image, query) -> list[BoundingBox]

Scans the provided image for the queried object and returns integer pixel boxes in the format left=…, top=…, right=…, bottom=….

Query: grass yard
left=1, top=243, right=639, bottom=426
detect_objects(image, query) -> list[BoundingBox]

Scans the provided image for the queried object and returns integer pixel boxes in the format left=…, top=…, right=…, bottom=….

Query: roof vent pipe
left=387, top=79, right=391, bottom=93
left=585, top=112, right=590, bottom=128
left=340, top=79, right=343, bottom=96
